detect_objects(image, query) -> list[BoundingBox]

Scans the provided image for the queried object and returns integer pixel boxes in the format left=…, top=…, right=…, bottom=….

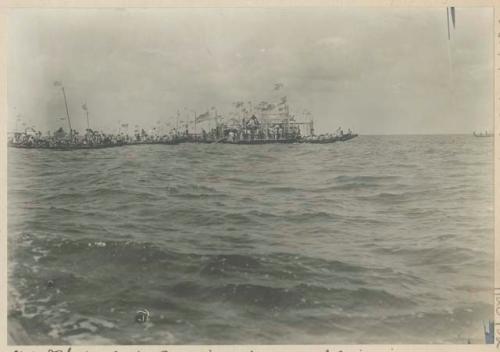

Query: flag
left=121, top=123, right=129, bottom=128
left=53, top=81, right=62, bottom=87
left=259, top=102, right=275, bottom=111
left=278, top=96, right=287, bottom=105
left=274, top=82, right=284, bottom=90
left=82, top=103, right=87, bottom=111
left=59, top=117, right=66, bottom=121
left=196, top=111, right=211, bottom=123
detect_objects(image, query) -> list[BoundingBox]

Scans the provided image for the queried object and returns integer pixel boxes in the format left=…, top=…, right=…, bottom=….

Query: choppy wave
left=7, top=135, right=494, bottom=344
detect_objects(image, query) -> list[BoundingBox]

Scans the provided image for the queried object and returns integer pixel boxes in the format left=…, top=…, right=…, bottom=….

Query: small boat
left=301, top=133, right=358, bottom=144
left=473, top=131, right=493, bottom=137
left=339, top=133, right=358, bottom=142
left=220, top=138, right=298, bottom=145
left=303, top=137, right=338, bottom=144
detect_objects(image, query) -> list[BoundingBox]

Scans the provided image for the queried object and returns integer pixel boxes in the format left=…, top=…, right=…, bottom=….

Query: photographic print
left=4, top=2, right=495, bottom=347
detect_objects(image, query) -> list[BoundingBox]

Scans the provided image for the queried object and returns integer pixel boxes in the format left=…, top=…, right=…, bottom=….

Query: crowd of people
left=8, top=119, right=356, bottom=149
left=224, top=116, right=303, bottom=143
left=8, top=127, right=183, bottom=149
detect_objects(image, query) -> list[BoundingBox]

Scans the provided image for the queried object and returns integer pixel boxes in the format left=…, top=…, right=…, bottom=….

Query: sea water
left=7, top=135, right=494, bottom=344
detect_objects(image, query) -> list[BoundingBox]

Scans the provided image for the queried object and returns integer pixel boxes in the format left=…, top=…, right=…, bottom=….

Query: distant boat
left=300, top=133, right=358, bottom=144
left=473, top=131, right=493, bottom=137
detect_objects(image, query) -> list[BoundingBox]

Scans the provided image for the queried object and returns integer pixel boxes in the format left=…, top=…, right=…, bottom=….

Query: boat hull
left=8, top=134, right=359, bottom=149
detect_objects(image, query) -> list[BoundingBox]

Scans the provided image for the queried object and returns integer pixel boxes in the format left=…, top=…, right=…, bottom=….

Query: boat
left=300, top=133, right=358, bottom=144
left=339, top=133, right=358, bottom=141
left=473, top=131, right=493, bottom=137
left=220, top=137, right=298, bottom=144
left=8, top=137, right=180, bottom=150
left=9, top=91, right=358, bottom=149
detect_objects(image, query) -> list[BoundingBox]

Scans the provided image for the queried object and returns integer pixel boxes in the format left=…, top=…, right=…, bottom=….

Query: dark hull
left=220, top=138, right=298, bottom=145
left=8, top=134, right=359, bottom=150
left=304, top=139, right=338, bottom=144
left=339, top=134, right=358, bottom=141
left=8, top=141, right=179, bottom=150
left=302, top=134, right=358, bottom=144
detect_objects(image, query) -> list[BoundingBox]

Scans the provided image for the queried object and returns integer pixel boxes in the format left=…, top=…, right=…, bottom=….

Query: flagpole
left=214, top=108, right=218, bottom=138
left=176, top=110, right=180, bottom=135
left=86, top=111, right=90, bottom=130
left=61, top=86, right=73, bottom=138
left=194, top=111, right=197, bottom=141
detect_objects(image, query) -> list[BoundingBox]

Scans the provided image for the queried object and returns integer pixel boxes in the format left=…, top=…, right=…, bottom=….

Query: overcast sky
left=7, top=7, right=493, bottom=134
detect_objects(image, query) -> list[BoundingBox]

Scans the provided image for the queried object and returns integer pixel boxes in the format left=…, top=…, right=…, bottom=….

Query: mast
left=176, top=110, right=180, bottom=134
left=212, top=108, right=218, bottom=138
left=285, top=103, right=290, bottom=138
left=61, top=86, right=73, bottom=138
left=310, top=114, right=315, bottom=136
left=83, top=103, right=90, bottom=130
left=194, top=111, right=197, bottom=140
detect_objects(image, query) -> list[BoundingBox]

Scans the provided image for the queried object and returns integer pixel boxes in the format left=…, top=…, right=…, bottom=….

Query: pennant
left=274, top=82, right=284, bottom=90
left=263, top=103, right=275, bottom=111
left=196, top=111, right=211, bottom=123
